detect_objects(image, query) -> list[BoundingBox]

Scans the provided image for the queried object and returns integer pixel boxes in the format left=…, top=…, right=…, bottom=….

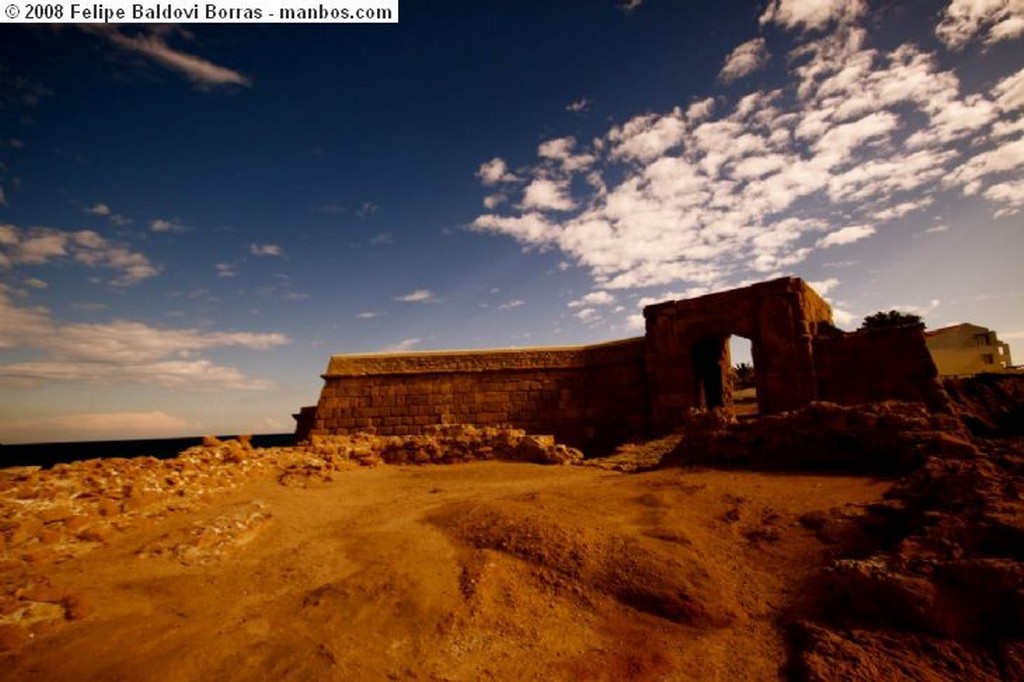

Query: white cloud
left=948, top=136, right=1024, bottom=191
left=87, top=26, right=252, bottom=88
left=538, top=136, right=596, bottom=172
left=993, top=67, right=1024, bottom=112
left=483, top=193, right=507, bottom=209
left=760, top=0, right=867, bottom=31
left=0, top=225, right=159, bottom=285
left=618, top=0, right=644, bottom=13
left=816, top=224, right=875, bottom=247
left=356, top=311, right=379, bottom=319
left=832, top=307, right=857, bottom=327
left=809, top=277, right=840, bottom=295
left=0, top=411, right=191, bottom=442
left=150, top=218, right=187, bottom=233
left=23, top=277, right=47, bottom=289
left=608, top=110, right=686, bottom=162
left=984, top=177, right=1024, bottom=215
left=18, top=232, right=68, bottom=263
left=394, top=289, right=435, bottom=303
left=215, top=263, right=236, bottom=278
left=521, top=178, right=576, bottom=211
left=569, top=291, right=616, bottom=308
left=498, top=299, right=525, bottom=310
left=370, top=232, right=394, bottom=245
left=477, top=157, right=517, bottom=186
left=936, top=0, right=1024, bottom=49
left=357, top=201, right=380, bottom=218
left=0, top=288, right=287, bottom=390
left=470, top=7, right=1023, bottom=298
left=686, top=97, right=716, bottom=124
left=566, top=98, right=591, bottom=113
left=84, top=203, right=111, bottom=216
left=719, top=38, right=769, bottom=83
left=382, top=338, right=421, bottom=352
left=250, top=243, right=283, bottom=257
left=472, top=213, right=557, bottom=243
left=870, top=197, right=934, bottom=222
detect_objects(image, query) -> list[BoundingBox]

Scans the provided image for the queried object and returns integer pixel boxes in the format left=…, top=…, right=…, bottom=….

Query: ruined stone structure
left=300, top=277, right=947, bottom=452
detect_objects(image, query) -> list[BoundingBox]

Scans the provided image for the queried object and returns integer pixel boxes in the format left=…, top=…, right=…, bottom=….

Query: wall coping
left=642, top=276, right=828, bottom=318
left=324, top=337, right=646, bottom=377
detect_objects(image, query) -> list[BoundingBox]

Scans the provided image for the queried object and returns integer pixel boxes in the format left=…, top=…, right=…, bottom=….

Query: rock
left=62, top=593, right=92, bottom=620
left=999, top=641, right=1024, bottom=681
left=38, top=505, right=74, bottom=524
left=78, top=524, right=119, bottom=544
left=827, top=558, right=945, bottom=635
left=97, top=498, right=121, bottom=517
left=790, top=621, right=1004, bottom=682
left=19, top=583, right=64, bottom=603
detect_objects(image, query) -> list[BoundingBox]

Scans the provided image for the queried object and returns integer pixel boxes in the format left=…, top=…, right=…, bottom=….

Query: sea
left=0, top=433, right=296, bottom=469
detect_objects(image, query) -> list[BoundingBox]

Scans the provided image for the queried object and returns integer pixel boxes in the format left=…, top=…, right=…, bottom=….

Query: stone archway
left=643, top=277, right=834, bottom=435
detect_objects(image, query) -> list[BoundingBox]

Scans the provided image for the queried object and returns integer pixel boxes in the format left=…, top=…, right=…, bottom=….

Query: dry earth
left=0, top=441, right=888, bottom=681
left=3, top=375, right=1023, bottom=681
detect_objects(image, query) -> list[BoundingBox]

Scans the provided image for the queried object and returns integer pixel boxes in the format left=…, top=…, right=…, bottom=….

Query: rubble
left=0, top=424, right=581, bottom=647
left=661, top=400, right=975, bottom=474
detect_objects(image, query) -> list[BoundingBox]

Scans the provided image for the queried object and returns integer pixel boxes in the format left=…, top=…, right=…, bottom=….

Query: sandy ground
left=1, top=462, right=890, bottom=681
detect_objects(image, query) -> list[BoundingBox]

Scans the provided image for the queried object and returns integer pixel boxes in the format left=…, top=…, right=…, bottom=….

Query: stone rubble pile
left=1, top=425, right=581, bottom=566
left=662, top=400, right=976, bottom=474
left=0, top=425, right=581, bottom=650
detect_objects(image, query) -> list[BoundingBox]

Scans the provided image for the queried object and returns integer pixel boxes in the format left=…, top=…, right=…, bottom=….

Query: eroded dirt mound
left=775, top=399, right=1024, bottom=680
left=944, top=373, right=1024, bottom=436
left=428, top=499, right=738, bottom=628
left=650, top=396, right=1024, bottom=679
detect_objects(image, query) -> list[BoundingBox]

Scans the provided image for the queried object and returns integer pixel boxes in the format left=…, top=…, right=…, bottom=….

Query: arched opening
left=691, top=336, right=728, bottom=410
left=729, top=335, right=759, bottom=417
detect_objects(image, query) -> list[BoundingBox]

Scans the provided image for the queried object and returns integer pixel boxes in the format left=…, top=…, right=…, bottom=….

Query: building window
left=974, top=333, right=991, bottom=346
left=982, top=353, right=995, bottom=364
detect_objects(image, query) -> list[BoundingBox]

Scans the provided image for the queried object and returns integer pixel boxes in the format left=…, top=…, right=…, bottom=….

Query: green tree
left=859, top=310, right=924, bottom=330
left=732, top=362, right=755, bottom=389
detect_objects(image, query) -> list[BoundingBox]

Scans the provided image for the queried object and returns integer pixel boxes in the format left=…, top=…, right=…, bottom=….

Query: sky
left=1, top=0, right=1022, bottom=443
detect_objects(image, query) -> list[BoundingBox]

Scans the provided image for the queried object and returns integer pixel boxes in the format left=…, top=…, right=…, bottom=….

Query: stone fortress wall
left=300, top=277, right=946, bottom=452
left=305, top=339, right=649, bottom=453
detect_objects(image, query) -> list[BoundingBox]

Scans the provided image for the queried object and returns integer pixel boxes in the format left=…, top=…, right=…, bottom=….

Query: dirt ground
left=0, top=461, right=889, bottom=681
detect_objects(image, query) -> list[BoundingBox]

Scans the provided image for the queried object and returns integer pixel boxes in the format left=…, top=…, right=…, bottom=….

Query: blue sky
left=1, top=0, right=1022, bottom=443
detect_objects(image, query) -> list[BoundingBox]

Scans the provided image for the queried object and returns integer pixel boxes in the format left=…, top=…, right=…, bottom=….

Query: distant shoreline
left=0, top=433, right=296, bottom=469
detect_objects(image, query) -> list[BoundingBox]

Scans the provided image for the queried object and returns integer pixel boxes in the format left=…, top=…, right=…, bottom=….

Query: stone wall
left=814, top=325, right=950, bottom=412
left=310, top=339, right=648, bottom=453
left=301, top=277, right=950, bottom=451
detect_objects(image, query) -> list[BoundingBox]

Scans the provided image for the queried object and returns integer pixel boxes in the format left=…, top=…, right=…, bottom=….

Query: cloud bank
left=0, top=285, right=288, bottom=390
left=471, top=4, right=1024, bottom=303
